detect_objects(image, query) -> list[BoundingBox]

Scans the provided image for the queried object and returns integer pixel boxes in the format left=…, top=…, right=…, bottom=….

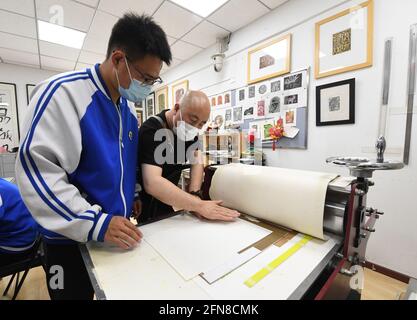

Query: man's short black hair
left=107, top=13, right=172, bottom=66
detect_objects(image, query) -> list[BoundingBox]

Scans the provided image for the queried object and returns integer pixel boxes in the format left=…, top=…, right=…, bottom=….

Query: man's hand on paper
left=193, top=200, right=240, bottom=222
left=104, top=216, right=143, bottom=250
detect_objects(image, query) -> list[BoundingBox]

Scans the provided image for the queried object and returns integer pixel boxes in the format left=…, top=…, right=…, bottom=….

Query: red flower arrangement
left=269, top=118, right=285, bottom=151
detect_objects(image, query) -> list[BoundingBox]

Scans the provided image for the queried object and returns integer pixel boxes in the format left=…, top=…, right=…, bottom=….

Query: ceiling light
left=170, top=0, right=229, bottom=18
left=37, top=20, right=86, bottom=49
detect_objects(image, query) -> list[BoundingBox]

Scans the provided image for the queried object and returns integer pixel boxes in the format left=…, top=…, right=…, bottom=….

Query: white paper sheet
left=209, top=164, right=338, bottom=239
left=193, top=233, right=340, bottom=300
left=87, top=240, right=210, bottom=300
left=140, top=213, right=272, bottom=280
left=201, top=247, right=261, bottom=284
left=283, top=126, right=300, bottom=138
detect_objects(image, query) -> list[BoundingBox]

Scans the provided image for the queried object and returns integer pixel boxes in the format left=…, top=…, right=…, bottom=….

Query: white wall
left=0, top=62, right=58, bottom=129
left=160, top=0, right=417, bottom=277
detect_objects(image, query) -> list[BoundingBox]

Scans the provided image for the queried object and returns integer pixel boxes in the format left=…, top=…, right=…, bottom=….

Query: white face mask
left=173, top=109, right=200, bottom=141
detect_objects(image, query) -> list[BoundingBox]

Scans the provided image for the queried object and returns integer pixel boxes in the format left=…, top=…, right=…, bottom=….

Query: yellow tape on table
left=244, top=235, right=313, bottom=288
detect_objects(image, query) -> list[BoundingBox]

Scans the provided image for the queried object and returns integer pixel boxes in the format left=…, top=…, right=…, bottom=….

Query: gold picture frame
left=171, top=80, right=189, bottom=108
left=247, top=34, right=292, bottom=85
left=315, top=0, right=374, bottom=79
left=155, top=86, right=168, bottom=113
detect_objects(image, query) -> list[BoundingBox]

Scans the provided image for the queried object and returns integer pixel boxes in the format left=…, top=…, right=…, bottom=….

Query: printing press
left=81, top=140, right=403, bottom=300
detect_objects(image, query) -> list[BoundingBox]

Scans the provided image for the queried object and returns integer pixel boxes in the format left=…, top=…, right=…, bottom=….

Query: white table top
left=82, top=217, right=342, bottom=300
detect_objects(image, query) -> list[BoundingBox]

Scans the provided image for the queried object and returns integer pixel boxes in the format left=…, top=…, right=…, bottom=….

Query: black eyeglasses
left=125, top=56, right=163, bottom=86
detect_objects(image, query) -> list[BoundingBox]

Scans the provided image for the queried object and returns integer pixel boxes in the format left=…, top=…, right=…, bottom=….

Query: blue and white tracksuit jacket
left=0, top=178, right=38, bottom=253
left=15, top=64, right=138, bottom=244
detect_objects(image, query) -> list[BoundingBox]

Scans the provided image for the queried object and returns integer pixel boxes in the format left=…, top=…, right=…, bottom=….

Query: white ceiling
left=0, top=0, right=289, bottom=74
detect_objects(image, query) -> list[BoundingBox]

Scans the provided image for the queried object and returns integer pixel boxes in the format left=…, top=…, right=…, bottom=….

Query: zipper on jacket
left=115, top=103, right=127, bottom=218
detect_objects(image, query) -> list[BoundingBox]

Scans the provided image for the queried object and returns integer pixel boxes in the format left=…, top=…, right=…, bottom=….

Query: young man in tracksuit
left=0, top=178, right=38, bottom=266
left=15, top=13, right=172, bottom=300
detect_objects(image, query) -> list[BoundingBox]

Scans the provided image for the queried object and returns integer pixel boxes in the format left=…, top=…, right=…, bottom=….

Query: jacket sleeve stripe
left=20, top=74, right=90, bottom=222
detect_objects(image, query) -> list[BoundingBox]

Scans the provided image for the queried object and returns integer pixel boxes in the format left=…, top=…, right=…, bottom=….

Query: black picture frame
left=26, top=84, right=36, bottom=105
left=135, top=108, right=144, bottom=127
left=146, top=92, right=155, bottom=119
left=0, top=81, right=20, bottom=151
left=316, top=78, right=355, bottom=126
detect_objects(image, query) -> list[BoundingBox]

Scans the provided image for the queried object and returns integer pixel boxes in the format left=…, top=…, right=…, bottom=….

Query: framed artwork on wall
left=316, top=78, right=355, bottom=126
left=0, top=82, right=20, bottom=151
left=136, top=108, right=144, bottom=127
left=135, top=100, right=146, bottom=125
left=26, top=84, right=36, bottom=105
left=172, top=80, right=189, bottom=107
left=146, top=93, right=155, bottom=119
left=315, top=0, right=374, bottom=79
left=210, top=96, right=216, bottom=107
left=262, top=119, right=275, bottom=141
left=155, top=86, right=168, bottom=114
left=211, top=108, right=226, bottom=131
left=247, top=34, right=292, bottom=85
left=135, top=99, right=145, bottom=110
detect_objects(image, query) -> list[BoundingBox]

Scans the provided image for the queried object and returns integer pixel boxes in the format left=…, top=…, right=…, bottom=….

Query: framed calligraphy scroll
left=0, top=82, right=20, bottom=151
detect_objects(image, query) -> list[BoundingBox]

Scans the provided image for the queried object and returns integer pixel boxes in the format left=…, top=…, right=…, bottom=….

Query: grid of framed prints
left=208, top=68, right=309, bottom=149
left=315, top=0, right=373, bottom=79
left=0, top=82, right=20, bottom=151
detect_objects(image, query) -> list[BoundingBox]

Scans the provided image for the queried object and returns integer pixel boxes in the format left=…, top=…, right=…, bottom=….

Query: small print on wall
left=211, top=108, right=226, bottom=130
left=225, top=108, right=232, bottom=122
left=284, top=109, right=297, bottom=127
left=249, top=121, right=262, bottom=139
left=316, top=78, right=355, bottom=126
left=248, top=85, right=256, bottom=99
left=224, top=92, right=231, bottom=107
left=232, top=106, right=243, bottom=124
left=211, top=96, right=216, bottom=107
left=238, top=88, right=246, bottom=102
left=258, top=83, right=268, bottom=95
left=270, top=79, right=281, bottom=93
left=284, top=94, right=299, bottom=106
left=262, top=119, right=275, bottom=141
left=268, top=95, right=281, bottom=115
left=281, top=69, right=308, bottom=109
left=283, top=73, right=303, bottom=91
left=257, top=100, right=266, bottom=117
left=259, top=54, right=275, bottom=69
left=217, top=94, right=223, bottom=106
left=243, top=104, right=255, bottom=119
left=333, top=28, right=352, bottom=55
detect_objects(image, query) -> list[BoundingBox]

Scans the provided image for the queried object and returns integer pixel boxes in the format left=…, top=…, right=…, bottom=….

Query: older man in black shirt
left=137, top=91, right=240, bottom=222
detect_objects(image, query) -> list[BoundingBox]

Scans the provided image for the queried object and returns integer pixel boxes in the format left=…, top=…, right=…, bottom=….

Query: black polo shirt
left=137, top=110, right=199, bottom=222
